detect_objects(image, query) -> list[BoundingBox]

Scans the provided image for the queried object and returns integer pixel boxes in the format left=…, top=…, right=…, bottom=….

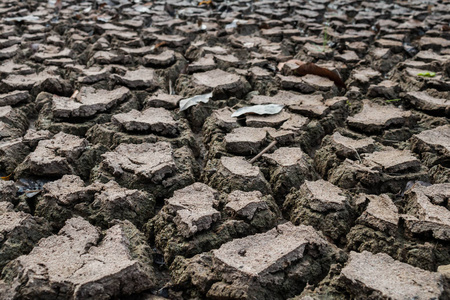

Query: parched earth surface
left=0, top=0, right=450, bottom=299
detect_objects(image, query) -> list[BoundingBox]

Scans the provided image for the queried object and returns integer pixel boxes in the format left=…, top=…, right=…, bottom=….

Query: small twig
left=352, top=146, right=362, bottom=163
left=249, top=140, right=277, bottom=164
left=169, top=80, right=173, bottom=95
left=70, top=90, right=81, bottom=103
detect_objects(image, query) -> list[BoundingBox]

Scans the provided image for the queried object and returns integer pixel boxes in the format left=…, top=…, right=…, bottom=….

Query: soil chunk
left=0, top=202, right=50, bottom=269
left=204, top=156, right=271, bottom=194
left=14, top=132, right=89, bottom=177
left=52, top=86, right=130, bottom=119
left=348, top=100, right=412, bottom=133
left=170, top=223, right=344, bottom=300
left=339, top=251, right=445, bottom=299
left=224, top=127, right=267, bottom=155
left=112, top=107, right=179, bottom=136
left=0, top=217, right=157, bottom=299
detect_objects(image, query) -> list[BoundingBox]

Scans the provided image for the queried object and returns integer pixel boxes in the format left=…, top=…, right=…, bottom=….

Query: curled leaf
left=199, top=0, right=212, bottom=5
left=231, top=104, right=284, bottom=118
left=179, top=92, right=212, bottom=111
left=294, top=62, right=347, bottom=90
left=1, top=173, right=12, bottom=181
left=417, top=71, right=436, bottom=77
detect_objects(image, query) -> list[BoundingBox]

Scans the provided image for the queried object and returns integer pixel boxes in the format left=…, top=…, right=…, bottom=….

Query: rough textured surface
left=52, top=86, right=130, bottom=118
left=356, top=194, right=399, bottom=236
left=170, top=223, right=345, bottom=300
left=347, top=100, right=411, bottom=133
left=404, top=188, right=450, bottom=241
left=339, top=251, right=445, bottom=300
left=283, top=180, right=354, bottom=244
left=165, top=183, right=220, bottom=238
left=0, top=217, right=157, bottom=300
left=1, top=0, right=450, bottom=299
left=101, top=142, right=176, bottom=182
left=14, top=132, right=88, bottom=177
left=36, top=175, right=155, bottom=230
left=204, top=156, right=271, bottom=194
left=0, top=202, right=50, bottom=270
left=112, top=107, right=179, bottom=136
left=411, top=125, right=450, bottom=167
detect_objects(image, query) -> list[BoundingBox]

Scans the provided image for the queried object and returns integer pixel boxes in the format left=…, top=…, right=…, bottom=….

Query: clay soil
left=0, top=0, right=450, bottom=299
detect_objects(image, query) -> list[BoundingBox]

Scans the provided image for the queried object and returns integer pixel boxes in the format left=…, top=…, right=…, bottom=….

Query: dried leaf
left=150, top=41, right=167, bottom=51
left=199, top=0, right=212, bottom=5
left=1, top=173, right=12, bottom=181
left=417, top=71, right=436, bottom=77
left=15, top=178, right=50, bottom=198
left=4, top=15, right=40, bottom=22
left=231, top=104, right=284, bottom=118
left=294, top=62, right=347, bottom=90
left=179, top=92, right=212, bottom=111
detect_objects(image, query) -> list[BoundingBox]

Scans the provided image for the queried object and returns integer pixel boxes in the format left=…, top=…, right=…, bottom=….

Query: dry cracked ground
left=0, top=0, right=450, bottom=299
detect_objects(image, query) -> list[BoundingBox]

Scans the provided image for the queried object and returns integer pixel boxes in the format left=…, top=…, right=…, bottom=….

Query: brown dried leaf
left=294, top=62, right=347, bottom=90
left=1, top=173, right=12, bottom=181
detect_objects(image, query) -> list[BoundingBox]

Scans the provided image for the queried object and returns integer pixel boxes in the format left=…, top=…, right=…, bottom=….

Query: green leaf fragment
left=417, top=72, right=436, bottom=77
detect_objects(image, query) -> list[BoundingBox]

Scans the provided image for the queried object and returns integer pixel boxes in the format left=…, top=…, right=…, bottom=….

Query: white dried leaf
left=179, top=92, right=212, bottom=111
left=231, top=104, right=284, bottom=118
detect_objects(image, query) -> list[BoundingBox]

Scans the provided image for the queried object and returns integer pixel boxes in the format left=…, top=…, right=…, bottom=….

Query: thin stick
left=352, top=146, right=362, bottom=163
left=249, top=140, right=277, bottom=164
left=71, top=90, right=81, bottom=103
left=169, top=80, right=173, bottom=95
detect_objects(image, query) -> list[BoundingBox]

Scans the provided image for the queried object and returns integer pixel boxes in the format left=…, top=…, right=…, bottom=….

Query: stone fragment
left=112, top=107, right=179, bottom=136
left=0, top=217, right=156, bottom=299
left=52, top=86, right=130, bottom=118
left=339, top=251, right=445, bottom=300
left=357, top=194, right=399, bottom=235
left=347, top=100, right=411, bottom=133
left=165, top=183, right=220, bottom=238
